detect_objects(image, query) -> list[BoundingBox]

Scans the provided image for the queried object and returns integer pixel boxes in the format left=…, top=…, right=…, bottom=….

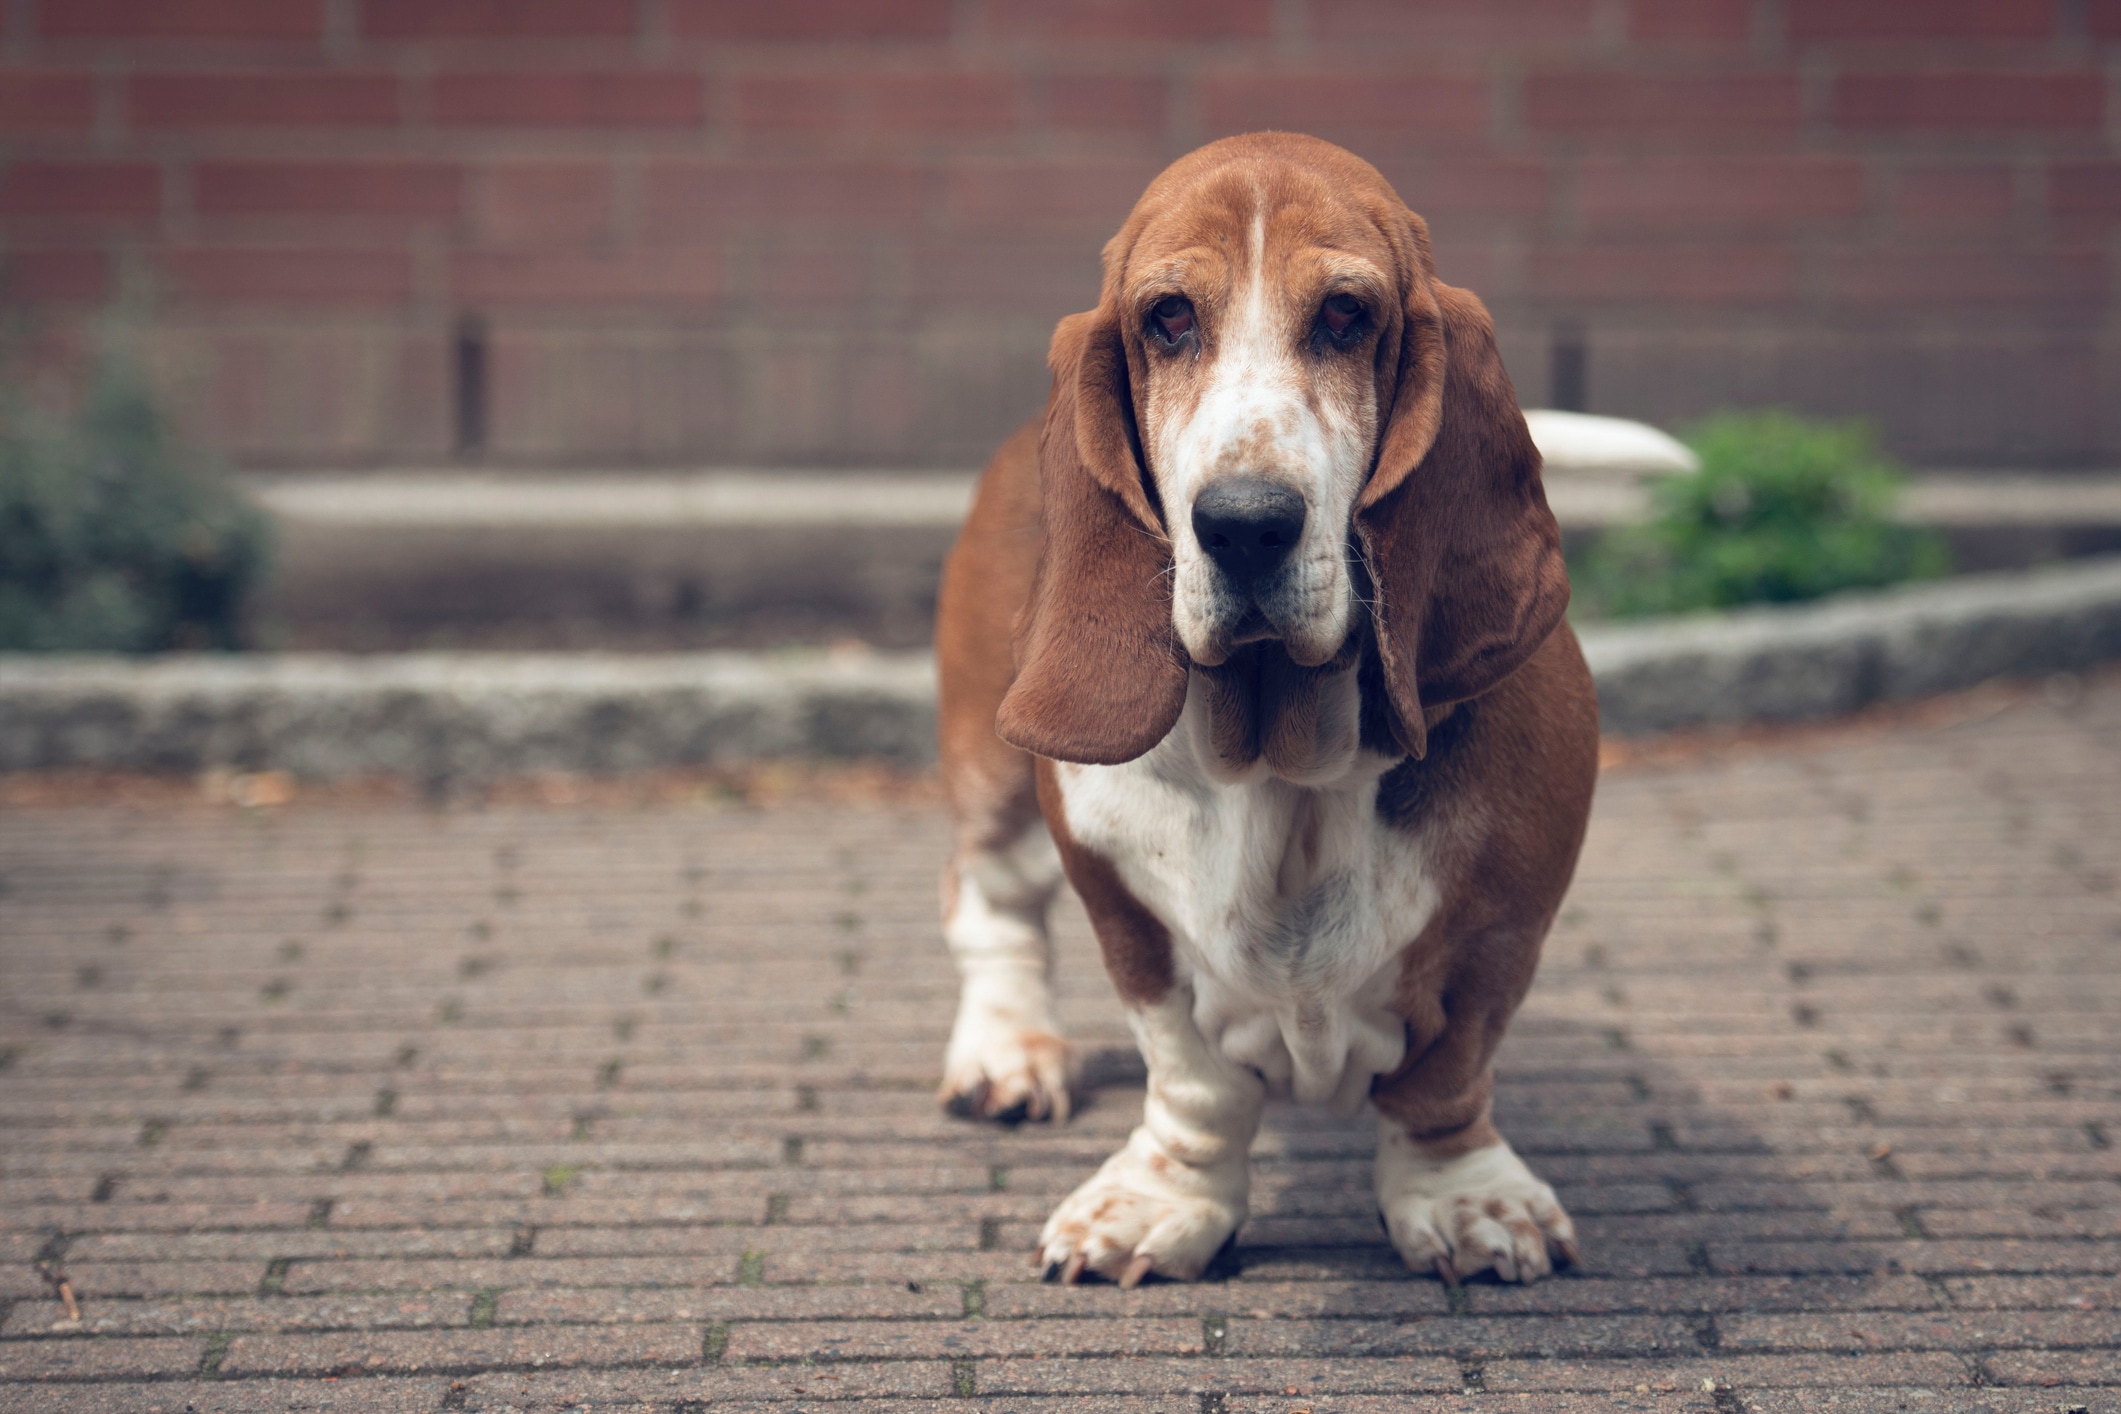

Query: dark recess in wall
left=1551, top=324, right=1587, bottom=414
left=454, top=316, right=487, bottom=458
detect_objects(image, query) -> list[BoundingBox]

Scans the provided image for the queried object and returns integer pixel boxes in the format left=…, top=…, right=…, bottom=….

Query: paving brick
left=462, top=1361, right=964, bottom=1404
left=1225, top=1314, right=1704, bottom=1359
left=278, top=1256, right=739, bottom=1294
left=218, top=1323, right=700, bottom=1376
left=1482, top=1350, right=1973, bottom=1391
left=67, top=1228, right=519, bottom=1262
left=978, top=1354, right=1463, bottom=1395
left=1983, top=1347, right=2121, bottom=1385
left=41, top=1262, right=274, bottom=1300
left=987, top=1278, right=1452, bottom=1320
left=1, top=1292, right=470, bottom=1338
left=0, top=1380, right=449, bottom=1413
left=1943, top=1274, right=2120, bottom=1308
left=496, top=1282, right=963, bottom=1324
left=0, top=1335, right=206, bottom=1380
left=2, top=678, right=2117, bottom=1404
left=724, top=1316, right=1205, bottom=1360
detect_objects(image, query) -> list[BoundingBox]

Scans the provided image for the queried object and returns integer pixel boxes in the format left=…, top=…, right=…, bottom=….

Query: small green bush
left=1573, top=410, right=1950, bottom=619
left=0, top=362, right=271, bottom=651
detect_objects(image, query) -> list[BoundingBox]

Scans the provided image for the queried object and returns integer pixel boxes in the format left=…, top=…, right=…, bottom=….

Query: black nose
left=1191, top=477, right=1307, bottom=587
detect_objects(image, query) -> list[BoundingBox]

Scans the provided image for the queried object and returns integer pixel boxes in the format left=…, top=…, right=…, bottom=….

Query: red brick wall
left=2, top=0, right=2115, bottom=469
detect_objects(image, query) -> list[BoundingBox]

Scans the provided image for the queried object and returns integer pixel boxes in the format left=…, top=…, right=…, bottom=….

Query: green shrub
left=1573, top=410, right=1950, bottom=619
left=0, top=362, right=271, bottom=651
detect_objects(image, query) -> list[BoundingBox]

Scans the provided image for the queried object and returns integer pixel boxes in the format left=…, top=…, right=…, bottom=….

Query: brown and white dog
left=933, top=133, right=1599, bottom=1288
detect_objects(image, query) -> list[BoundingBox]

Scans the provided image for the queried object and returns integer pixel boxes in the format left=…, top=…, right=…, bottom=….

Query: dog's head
left=997, top=133, right=1568, bottom=768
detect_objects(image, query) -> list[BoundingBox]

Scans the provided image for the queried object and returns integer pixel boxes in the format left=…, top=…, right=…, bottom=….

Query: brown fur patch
left=1371, top=625, right=1599, bottom=1153
left=1034, top=757, right=1176, bottom=1006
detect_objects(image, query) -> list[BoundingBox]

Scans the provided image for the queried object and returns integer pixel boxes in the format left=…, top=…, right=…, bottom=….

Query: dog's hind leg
left=934, top=420, right=1075, bottom=1123
left=937, top=794, right=1072, bottom=1122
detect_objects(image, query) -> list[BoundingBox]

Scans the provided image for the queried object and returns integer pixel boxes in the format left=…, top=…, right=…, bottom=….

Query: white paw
left=1375, top=1132, right=1578, bottom=1284
left=1037, top=1128, right=1247, bottom=1286
left=939, top=990, right=1074, bottom=1123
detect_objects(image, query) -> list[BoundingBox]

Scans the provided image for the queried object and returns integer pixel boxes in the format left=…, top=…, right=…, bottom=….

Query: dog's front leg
left=1037, top=985, right=1263, bottom=1286
left=1371, top=1013, right=1578, bottom=1284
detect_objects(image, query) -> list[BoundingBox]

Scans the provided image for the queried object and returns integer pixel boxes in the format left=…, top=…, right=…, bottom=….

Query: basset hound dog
left=933, top=133, right=1599, bottom=1288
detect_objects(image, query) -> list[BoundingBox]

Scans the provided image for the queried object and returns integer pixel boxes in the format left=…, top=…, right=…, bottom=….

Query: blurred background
left=1, top=0, right=2118, bottom=657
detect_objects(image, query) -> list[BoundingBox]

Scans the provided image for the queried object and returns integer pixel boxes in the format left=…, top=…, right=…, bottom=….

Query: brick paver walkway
left=3, top=676, right=2117, bottom=1414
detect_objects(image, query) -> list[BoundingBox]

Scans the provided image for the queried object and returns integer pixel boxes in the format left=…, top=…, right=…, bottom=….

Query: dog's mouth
left=1187, top=596, right=1348, bottom=671
left=1179, top=532, right=1361, bottom=670
left=1226, top=604, right=1275, bottom=648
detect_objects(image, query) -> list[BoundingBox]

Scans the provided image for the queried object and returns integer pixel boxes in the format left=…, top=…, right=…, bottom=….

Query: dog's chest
left=1055, top=724, right=1442, bottom=1110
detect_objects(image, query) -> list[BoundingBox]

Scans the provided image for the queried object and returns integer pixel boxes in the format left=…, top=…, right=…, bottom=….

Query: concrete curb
left=1579, top=556, right=2121, bottom=734
left=0, top=651, right=937, bottom=778
left=4, top=558, right=2118, bottom=776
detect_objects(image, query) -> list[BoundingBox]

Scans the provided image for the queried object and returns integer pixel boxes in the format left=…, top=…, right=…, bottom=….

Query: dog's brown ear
left=1356, top=278, right=1569, bottom=760
left=995, top=308, right=1190, bottom=764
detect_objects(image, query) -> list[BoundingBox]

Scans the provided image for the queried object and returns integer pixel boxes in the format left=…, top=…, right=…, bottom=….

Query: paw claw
left=1432, top=1254, right=1460, bottom=1288
left=1060, top=1252, right=1088, bottom=1286
left=1118, top=1253, right=1154, bottom=1289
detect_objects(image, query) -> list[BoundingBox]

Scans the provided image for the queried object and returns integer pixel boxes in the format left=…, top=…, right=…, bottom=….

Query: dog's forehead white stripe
left=1169, top=193, right=1307, bottom=500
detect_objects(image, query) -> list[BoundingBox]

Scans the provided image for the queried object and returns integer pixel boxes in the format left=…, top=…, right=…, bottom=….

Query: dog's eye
left=1148, top=296, right=1194, bottom=346
left=1318, top=294, right=1366, bottom=343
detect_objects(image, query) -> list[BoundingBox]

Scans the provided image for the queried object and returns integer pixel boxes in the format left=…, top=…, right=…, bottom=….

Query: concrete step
left=254, top=471, right=974, bottom=652
left=248, top=458, right=2121, bottom=653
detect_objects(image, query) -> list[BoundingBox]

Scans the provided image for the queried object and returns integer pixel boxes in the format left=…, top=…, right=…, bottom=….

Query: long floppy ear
left=994, top=308, right=1190, bottom=764
left=1355, top=277, right=1570, bottom=760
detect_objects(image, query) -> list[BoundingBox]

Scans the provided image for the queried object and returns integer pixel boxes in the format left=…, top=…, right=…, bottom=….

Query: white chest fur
left=1055, top=671, right=1439, bottom=1111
